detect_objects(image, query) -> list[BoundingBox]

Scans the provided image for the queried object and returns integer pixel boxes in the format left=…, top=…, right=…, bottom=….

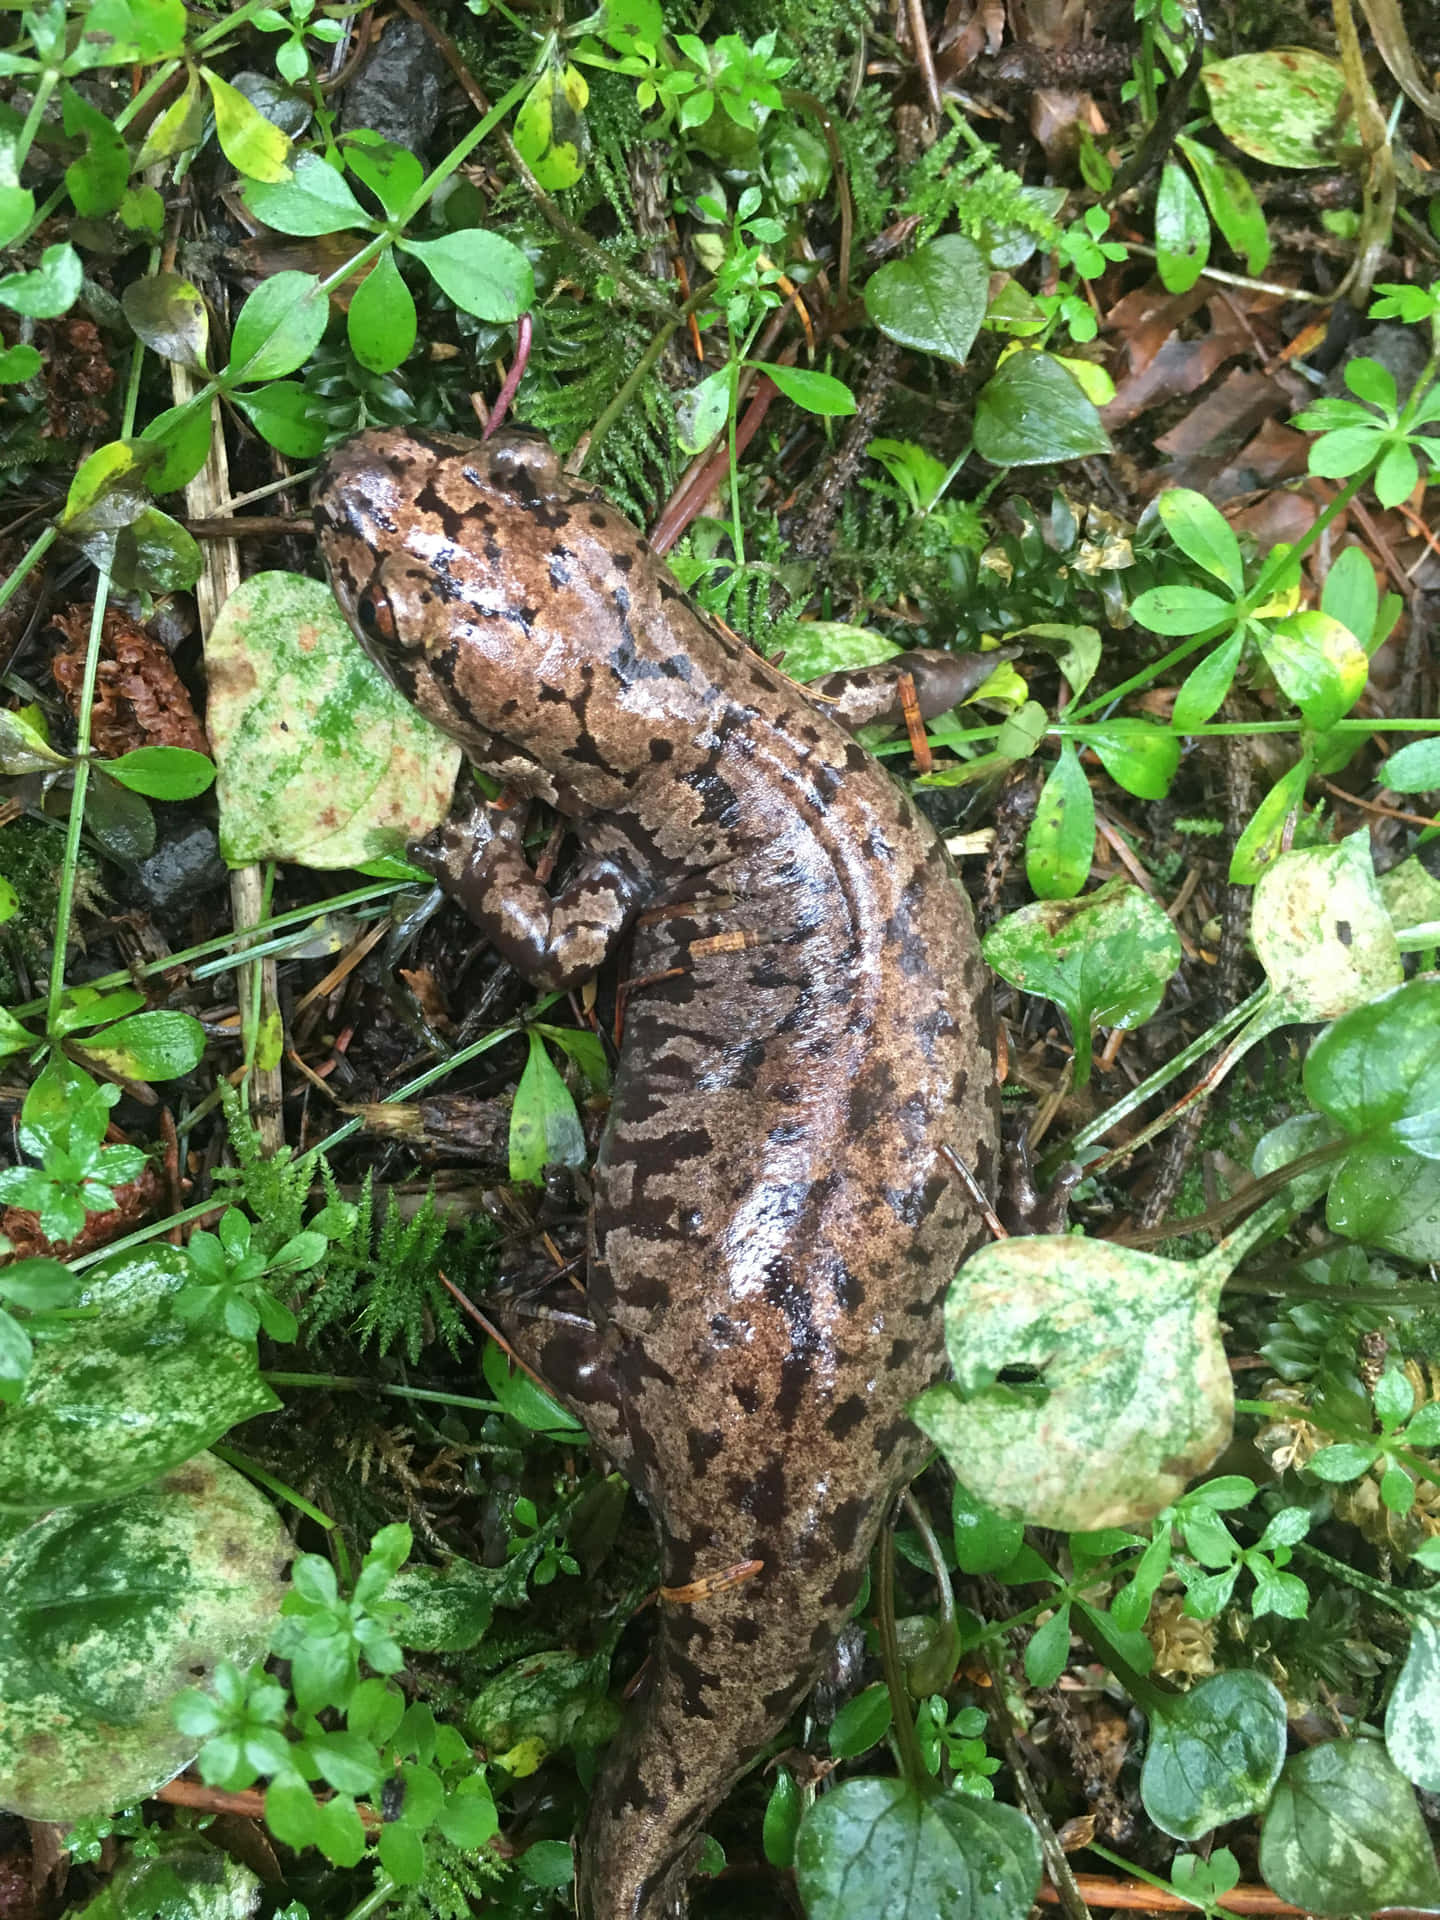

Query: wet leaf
left=509, top=1032, right=586, bottom=1185
left=1331, top=1144, right=1440, bottom=1261
left=1229, top=756, right=1312, bottom=884
left=1305, top=975, right=1440, bottom=1160
left=61, top=83, right=127, bottom=217
left=1172, top=629, right=1245, bottom=732
left=242, top=150, right=367, bottom=236
left=863, top=235, right=988, bottom=363
left=983, top=879, right=1181, bottom=1087
left=140, top=402, right=213, bottom=494
left=1081, top=719, right=1181, bottom=799
left=481, top=1342, right=585, bottom=1437
left=0, top=1246, right=278, bottom=1513
left=1386, top=1609, right=1440, bottom=1790
left=914, top=1233, right=1231, bottom=1530
left=974, top=352, right=1111, bottom=465
left=1176, top=135, right=1270, bottom=275
left=0, top=707, right=69, bottom=775
left=0, top=1455, right=289, bottom=1819
left=1258, top=609, right=1369, bottom=732
left=755, top=363, right=856, bottom=416
left=73, top=1009, right=206, bottom=1081
left=232, top=380, right=330, bottom=458
left=764, top=1767, right=802, bottom=1869
left=1379, top=735, right=1440, bottom=792
left=1201, top=51, right=1356, bottom=169
left=347, top=250, right=417, bottom=375
left=1025, top=740, right=1094, bottom=901
left=227, top=271, right=329, bottom=382
left=122, top=271, right=209, bottom=371
left=1131, top=584, right=1234, bottom=636
left=134, top=69, right=206, bottom=169
left=1260, top=1739, right=1440, bottom=1914
left=1142, top=1671, right=1287, bottom=1840
left=342, top=132, right=424, bottom=218
left=398, top=229, right=535, bottom=324
left=0, top=342, right=41, bottom=383
left=69, top=0, right=186, bottom=67
left=201, top=67, right=292, bottom=183
left=1252, top=832, right=1402, bottom=1020
left=1156, top=488, right=1244, bottom=594
left=829, top=1682, right=892, bottom=1758
left=794, top=1777, right=1041, bottom=1920
left=206, top=572, right=461, bottom=868
left=1155, top=159, right=1210, bottom=294
left=513, top=61, right=592, bottom=190
left=0, top=242, right=83, bottom=318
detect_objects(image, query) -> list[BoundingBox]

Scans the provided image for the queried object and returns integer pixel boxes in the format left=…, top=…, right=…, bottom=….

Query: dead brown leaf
left=49, top=608, right=209, bottom=756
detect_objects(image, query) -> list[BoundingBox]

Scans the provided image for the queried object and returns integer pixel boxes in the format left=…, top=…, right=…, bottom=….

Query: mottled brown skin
left=315, top=428, right=999, bottom=1920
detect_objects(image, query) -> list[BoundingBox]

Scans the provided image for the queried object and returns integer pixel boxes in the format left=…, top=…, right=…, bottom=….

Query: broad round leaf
left=140, top=402, right=214, bottom=494
left=1305, top=975, right=1440, bottom=1160
left=0, top=1247, right=279, bottom=1513
left=863, top=235, right=988, bottom=364
left=398, top=229, right=535, bottom=323
left=1386, top=1610, right=1440, bottom=1790
left=1259, top=609, right=1368, bottom=732
left=1252, top=832, right=1402, bottom=1020
left=0, top=242, right=83, bottom=319
left=1260, top=1740, right=1440, bottom=1914
left=0, top=1453, right=290, bottom=1819
left=513, top=62, right=591, bottom=190
left=122, top=271, right=209, bottom=370
left=242, top=150, right=367, bottom=236
left=228, top=271, right=328, bottom=382
left=232, top=380, right=330, bottom=458
left=983, top=879, right=1180, bottom=1087
left=206, top=571, right=461, bottom=868
left=973, top=352, right=1111, bottom=466
left=1201, top=51, right=1356, bottom=170
left=1082, top=719, right=1181, bottom=799
left=1142, top=1671, right=1287, bottom=1840
left=1380, top=736, right=1440, bottom=793
left=913, top=1234, right=1231, bottom=1530
left=794, top=1777, right=1041, bottom=1920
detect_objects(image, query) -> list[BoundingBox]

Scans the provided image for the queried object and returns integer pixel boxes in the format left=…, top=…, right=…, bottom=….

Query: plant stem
left=876, top=1516, right=932, bottom=1796
left=265, top=1372, right=509, bottom=1416
left=211, top=1442, right=337, bottom=1529
left=45, top=574, right=109, bottom=1033
left=1294, top=1540, right=1437, bottom=1618
left=0, top=523, right=57, bottom=616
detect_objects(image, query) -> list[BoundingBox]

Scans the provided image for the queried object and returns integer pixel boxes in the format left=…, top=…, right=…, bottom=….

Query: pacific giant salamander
left=315, top=427, right=999, bottom=1919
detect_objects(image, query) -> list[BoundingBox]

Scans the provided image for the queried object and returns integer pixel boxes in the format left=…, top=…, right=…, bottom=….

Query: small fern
left=389, top=1831, right=509, bottom=1920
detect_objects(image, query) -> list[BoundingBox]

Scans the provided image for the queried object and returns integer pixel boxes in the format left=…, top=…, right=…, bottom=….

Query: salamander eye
left=356, top=583, right=398, bottom=644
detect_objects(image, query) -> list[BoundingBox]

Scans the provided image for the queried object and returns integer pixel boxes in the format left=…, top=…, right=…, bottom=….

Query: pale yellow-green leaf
left=201, top=68, right=292, bottom=183
left=1252, top=831, right=1403, bottom=1021
left=206, top=571, right=461, bottom=869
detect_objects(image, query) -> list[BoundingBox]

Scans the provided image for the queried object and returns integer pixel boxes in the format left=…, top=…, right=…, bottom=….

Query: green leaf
left=1320, top=542, right=1379, bottom=651
left=207, top=572, right=460, bottom=868
left=232, top=380, right=330, bottom=458
left=1172, top=629, right=1244, bottom=732
left=0, top=1257, right=77, bottom=1311
left=398, top=230, right=535, bottom=324
left=828, top=1682, right=892, bottom=1759
left=952, top=1481, right=1024, bottom=1574
left=1307, top=424, right=1383, bottom=479
left=678, top=364, right=736, bottom=454
left=0, top=706, right=69, bottom=776
left=513, top=61, right=591, bottom=190
left=134, top=70, right=206, bottom=169
left=439, top=1776, right=499, bottom=1850
left=0, top=1310, right=31, bottom=1406
left=1176, top=135, right=1270, bottom=275
left=1251, top=832, right=1402, bottom=1021
left=0, top=242, right=83, bottom=319
left=347, top=250, right=417, bottom=375
left=1081, top=719, right=1181, bottom=799
left=122, top=272, right=210, bottom=371
left=227, top=271, right=329, bottom=382
left=201, top=67, right=292, bottom=183
left=1130, top=584, right=1233, bottom=636
left=1260, top=1739, right=1440, bottom=1914
left=1305, top=975, right=1440, bottom=1160
left=1389, top=1612, right=1440, bottom=1791
left=341, top=131, right=424, bottom=219
left=1229, top=755, right=1311, bottom=884
left=1154, top=160, right=1210, bottom=294
left=68, top=0, right=186, bottom=66
left=243, top=151, right=367, bottom=235
left=140, top=402, right=213, bottom=494
left=1156, top=488, right=1244, bottom=594
left=983, top=879, right=1181, bottom=1089
left=1142, top=1671, right=1287, bottom=1840
left=510, top=1031, right=586, bottom=1185
left=62, top=83, right=128, bottom=217
left=104, top=746, right=216, bottom=801
left=1024, top=740, right=1094, bottom=902
left=863, top=234, right=988, bottom=363
left=1379, top=736, right=1440, bottom=792
left=0, top=185, right=34, bottom=253
left=72, top=1009, right=206, bottom=1081
left=1375, top=438, right=1420, bottom=510
left=1201, top=51, right=1356, bottom=170
left=1025, top=1604, right=1071, bottom=1687
left=0, top=1456, right=288, bottom=1819
left=481, top=1339, right=585, bottom=1436
left=795, top=1778, right=1042, bottom=1920
left=913, top=1233, right=1232, bottom=1531
left=754, top=363, right=856, bottom=416
left=973, top=353, right=1112, bottom=466
left=763, top=1767, right=802, bottom=1870
left=0, top=342, right=41, bottom=383
left=1327, top=1143, right=1440, bottom=1263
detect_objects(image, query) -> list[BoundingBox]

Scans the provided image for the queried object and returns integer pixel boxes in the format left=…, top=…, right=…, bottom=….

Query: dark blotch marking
left=885, top=1338, right=917, bottom=1371
left=826, top=1394, right=868, bottom=1440
left=650, top=738, right=675, bottom=762
left=821, top=1566, right=863, bottom=1611
left=733, top=1382, right=760, bottom=1415
left=686, top=1427, right=724, bottom=1476
left=827, top=1496, right=867, bottom=1548
left=731, top=1617, right=762, bottom=1646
